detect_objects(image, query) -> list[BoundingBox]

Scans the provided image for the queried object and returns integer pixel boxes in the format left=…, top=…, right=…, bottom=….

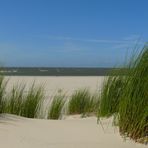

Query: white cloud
left=47, top=35, right=144, bottom=45
left=123, top=35, right=141, bottom=41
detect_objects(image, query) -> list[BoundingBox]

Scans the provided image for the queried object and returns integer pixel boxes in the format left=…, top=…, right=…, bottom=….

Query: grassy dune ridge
left=0, top=78, right=99, bottom=119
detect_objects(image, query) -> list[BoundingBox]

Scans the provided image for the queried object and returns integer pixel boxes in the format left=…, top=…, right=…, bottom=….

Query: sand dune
left=0, top=114, right=146, bottom=148
left=0, top=76, right=146, bottom=148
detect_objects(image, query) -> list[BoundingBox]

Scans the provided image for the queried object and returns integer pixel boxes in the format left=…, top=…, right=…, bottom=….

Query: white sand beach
left=0, top=114, right=146, bottom=148
left=5, top=76, right=105, bottom=95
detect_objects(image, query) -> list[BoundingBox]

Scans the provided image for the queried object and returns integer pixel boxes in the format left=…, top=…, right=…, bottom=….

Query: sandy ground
left=5, top=76, right=105, bottom=95
left=0, top=114, right=146, bottom=148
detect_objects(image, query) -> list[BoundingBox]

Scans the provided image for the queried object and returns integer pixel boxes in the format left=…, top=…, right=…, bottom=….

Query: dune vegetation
left=68, top=89, right=99, bottom=116
left=0, top=76, right=7, bottom=113
left=0, top=79, right=99, bottom=119
left=48, top=94, right=66, bottom=119
left=98, top=45, right=148, bottom=144
left=98, top=73, right=125, bottom=117
left=2, top=83, right=45, bottom=118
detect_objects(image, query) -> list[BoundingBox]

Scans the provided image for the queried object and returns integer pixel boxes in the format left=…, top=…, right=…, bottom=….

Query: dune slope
left=0, top=114, right=146, bottom=148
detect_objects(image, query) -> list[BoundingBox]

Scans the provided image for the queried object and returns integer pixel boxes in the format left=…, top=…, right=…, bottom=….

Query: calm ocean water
left=0, top=67, right=113, bottom=76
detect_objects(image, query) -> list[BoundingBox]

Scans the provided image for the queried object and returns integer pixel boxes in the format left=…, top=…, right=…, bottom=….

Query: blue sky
left=0, top=0, right=147, bottom=67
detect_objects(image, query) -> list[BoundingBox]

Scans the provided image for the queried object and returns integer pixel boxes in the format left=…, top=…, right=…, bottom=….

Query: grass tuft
left=2, top=82, right=45, bottom=118
left=48, top=94, right=66, bottom=119
left=21, top=83, right=45, bottom=118
left=68, top=89, right=99, bottom=116
left=0, top=76, right=7, bottom=113
left=5, top=84, right=25, bottom=115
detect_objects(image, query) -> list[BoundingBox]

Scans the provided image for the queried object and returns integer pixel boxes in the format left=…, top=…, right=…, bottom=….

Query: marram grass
left=48, top=94, right=66, bottom=119
left=98, top=73, right=126, bottom=117
left=0, top=76, right=7, bottom=113
left=5, top=84, right=25, bottom=115
left=98, top=45, right=148, bottom=144
left=0, top=77, right=99, bottom=120
left=84, top=92, right=100, bottom=116
left=2, top=83, right=45, bottom=118
left=118, top=46, right=148, bottom=143
left=68, top=89, right=99, bottom=116
left=20, top=83, right=45, bottom=118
